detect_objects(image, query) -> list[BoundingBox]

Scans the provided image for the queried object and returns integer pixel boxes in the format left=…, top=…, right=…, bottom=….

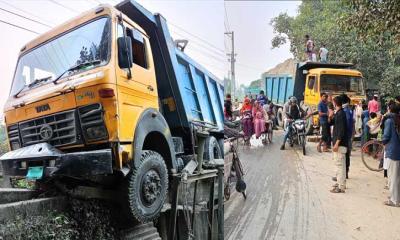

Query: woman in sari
left=241, top=97, right=254, bottom=141
left=253, top=101, right=266, bottom=138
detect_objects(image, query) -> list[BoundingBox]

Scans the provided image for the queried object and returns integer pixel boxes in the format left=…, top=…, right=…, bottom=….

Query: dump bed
left=116, top=1, right=224, bottom=138
left=262, top=74, right=294, bottom=106
left=262, top=62, right=357, bottom=106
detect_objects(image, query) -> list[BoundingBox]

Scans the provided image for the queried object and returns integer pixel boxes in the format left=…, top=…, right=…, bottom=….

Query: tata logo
left=35, top=104, right=50, bottom=113
left=39, top=124, right=53, bottom=141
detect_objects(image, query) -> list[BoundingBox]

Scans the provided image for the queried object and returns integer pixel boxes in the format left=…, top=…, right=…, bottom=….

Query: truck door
left=304, top=75, right=318, bottom=106
left=116, top=21, right=158, bottom=142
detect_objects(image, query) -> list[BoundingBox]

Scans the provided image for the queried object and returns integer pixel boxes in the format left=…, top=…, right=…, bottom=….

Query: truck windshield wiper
left=53, top=60, right=101, bottom=84
left=14, top=76, right=52, bottom=98
left=27, top=76, right=53, bottom=88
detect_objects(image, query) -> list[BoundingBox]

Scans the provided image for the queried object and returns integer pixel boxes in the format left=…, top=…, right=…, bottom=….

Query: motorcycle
left=285, top=117, right=307, bottom=155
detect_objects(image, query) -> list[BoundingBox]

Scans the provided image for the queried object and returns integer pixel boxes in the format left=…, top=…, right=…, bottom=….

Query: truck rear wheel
left=277, top=108, right=284, bottom=127
left=125, top=150, right=168, bottom=223
left=204, top=136, right=223, bottom=161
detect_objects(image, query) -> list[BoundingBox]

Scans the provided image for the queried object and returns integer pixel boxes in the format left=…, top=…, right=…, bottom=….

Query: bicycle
left=361, top=139, right=384, bottom=172
left=223, top=125, right=247, bottom=200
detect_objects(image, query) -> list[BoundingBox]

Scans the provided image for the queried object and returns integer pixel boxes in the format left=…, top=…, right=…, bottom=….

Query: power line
left=0, top=7, right=52, bottom=28
left=170, top=30, right=225, bottom=59
left=49, top=0, right=79, bottom=13
left=168, top=21, right=224, bottom=54
left=224, top=2, right=231, bottom=32
left=0, top=19, right=39, bottom=34
left=0, top=0, right=54, bottom=27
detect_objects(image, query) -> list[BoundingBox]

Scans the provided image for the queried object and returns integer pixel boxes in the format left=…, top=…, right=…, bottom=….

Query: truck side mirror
left=117, top=36, right=133, bottom=69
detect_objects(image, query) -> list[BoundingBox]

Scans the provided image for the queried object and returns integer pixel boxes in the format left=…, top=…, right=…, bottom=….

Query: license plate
left=26, top=166, right=44, bottom=180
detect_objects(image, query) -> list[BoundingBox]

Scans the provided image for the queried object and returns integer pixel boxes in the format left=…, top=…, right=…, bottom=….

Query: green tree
left=0, top=124, right=8, bottom=155
left=270, top=0, right=400, bottom=98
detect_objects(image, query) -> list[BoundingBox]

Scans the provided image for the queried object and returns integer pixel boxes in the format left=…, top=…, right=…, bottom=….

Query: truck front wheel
left=125, top=150, right=168, bottom=223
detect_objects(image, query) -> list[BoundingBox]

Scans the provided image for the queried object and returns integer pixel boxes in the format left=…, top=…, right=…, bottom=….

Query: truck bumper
left=0, top=143, right=113, bottom=178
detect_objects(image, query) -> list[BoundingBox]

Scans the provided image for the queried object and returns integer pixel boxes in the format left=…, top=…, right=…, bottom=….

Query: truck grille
left=19, top=110, right=78, bottom=147
left=7, top=124, right=21, bottom=150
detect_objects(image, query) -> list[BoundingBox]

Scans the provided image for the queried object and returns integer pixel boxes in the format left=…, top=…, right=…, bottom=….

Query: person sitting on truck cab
left=257, top=90, right=269, bottom=106
left=280, top=97, right=306, bottom=150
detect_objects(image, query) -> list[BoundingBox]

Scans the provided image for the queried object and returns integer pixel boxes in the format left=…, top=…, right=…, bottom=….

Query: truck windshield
left=10, top=17, right=111, bottom=96
left=320, top=74, right=364, bottom=95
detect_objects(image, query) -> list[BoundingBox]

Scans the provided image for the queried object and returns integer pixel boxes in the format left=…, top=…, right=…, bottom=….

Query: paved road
left=224, top=132, right=329, bottom=240
left=224, top=131, right=400, bottom=240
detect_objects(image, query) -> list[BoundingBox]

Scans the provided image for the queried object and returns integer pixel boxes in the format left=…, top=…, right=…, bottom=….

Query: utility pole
left=225, top=31, right=236, bottom=100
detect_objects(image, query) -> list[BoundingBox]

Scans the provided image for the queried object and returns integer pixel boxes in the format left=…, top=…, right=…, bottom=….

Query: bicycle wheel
left=361, top=140, right=384, bottom=172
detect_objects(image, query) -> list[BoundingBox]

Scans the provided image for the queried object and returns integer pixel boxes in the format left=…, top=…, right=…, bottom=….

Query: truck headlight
left=78, top=103, right=109, bottom=143
left=86, top=125, right=107, bottom=140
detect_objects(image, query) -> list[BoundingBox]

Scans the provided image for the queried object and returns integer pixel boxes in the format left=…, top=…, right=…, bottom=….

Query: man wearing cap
left=368, top=94, right=380, bottom=114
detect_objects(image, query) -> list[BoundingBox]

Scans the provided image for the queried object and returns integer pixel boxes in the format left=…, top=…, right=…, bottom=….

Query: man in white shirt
left=319, top=44, right=328, bottom=63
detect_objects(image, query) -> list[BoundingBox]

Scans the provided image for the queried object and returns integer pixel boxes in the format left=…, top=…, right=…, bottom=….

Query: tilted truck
left=262, top=62, right=366, bottom=134
left=1, top=1, right=224, bottom=238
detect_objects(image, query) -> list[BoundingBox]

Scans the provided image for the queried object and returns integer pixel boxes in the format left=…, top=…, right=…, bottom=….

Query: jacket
left=332, top=108, right=348, bottom=148
left=382, top=114, right=400, bottom=160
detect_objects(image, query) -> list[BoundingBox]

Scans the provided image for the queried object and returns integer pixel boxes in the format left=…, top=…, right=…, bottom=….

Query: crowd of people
left=317, top=93, right=400, bottom=207
left=224, top=91, right=274, bottom=143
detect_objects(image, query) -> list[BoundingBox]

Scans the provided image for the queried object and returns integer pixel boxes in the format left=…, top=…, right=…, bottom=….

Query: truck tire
left=204, top=136, right=223, bottom=161
left=277, top=108, right=284, bottom=127
left=125, top=150, right=168, bottom=223
left=120, top=222, right=161, bottom=240
left=304, top=106, right=314, bottom=135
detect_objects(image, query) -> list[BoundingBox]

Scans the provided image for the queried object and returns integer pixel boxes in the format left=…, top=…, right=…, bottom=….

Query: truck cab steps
left=120, top=222, right=161, bottom=240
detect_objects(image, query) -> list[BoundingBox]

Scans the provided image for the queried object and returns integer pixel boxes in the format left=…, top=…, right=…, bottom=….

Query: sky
left=224, top=1, right=301, bottom=86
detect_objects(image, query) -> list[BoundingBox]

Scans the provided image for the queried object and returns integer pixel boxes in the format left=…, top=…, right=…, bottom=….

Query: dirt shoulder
left=298, top=139, right=400, bottom=240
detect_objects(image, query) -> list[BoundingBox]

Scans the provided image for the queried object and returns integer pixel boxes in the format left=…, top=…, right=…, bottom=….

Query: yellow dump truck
left=0, top=1, right=224, bottom=236
left=263, top=62, right=366, bottom=134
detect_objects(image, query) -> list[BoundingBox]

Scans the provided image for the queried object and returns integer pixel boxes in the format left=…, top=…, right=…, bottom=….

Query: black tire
left=125, top=150, right=168, bottom=223
left=277, top=108, right=284, bottom=127
left=304, top=117, right=313, bottom=135
left=218, top=138, right=224, bottom=158
left=224, top=178, right=231, bottom=200
left=301, top=135, right=306, bottom=155
left=204, top=136, right=223, bottom=161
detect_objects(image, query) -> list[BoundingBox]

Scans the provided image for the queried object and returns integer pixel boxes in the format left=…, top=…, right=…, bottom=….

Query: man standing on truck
left=317, top=92, right=330, bottom=152
left=330, top=96, right=348, bottom=193
left=305, top=35, right=315, bottom=61
left=319, top=44, right=328, bottom=63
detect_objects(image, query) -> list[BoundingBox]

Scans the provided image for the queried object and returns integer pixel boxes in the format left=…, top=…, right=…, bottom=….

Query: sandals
left=330, top=186, right=345, bottom=193
left=384, top=200, right=400, bottom=207
left=317, top=144, right=322, bottom=153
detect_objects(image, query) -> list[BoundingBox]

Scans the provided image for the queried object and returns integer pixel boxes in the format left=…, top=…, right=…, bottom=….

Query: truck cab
left=298, top=63, right=365, bottom=132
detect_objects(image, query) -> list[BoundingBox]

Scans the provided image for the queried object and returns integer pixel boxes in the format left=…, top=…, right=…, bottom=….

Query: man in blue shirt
left=317, top=92, right=330, bottom=152
left=257, top=90, right=269, bottom=106
left=382, top=104, right=400, bottom=206
left=360, top=103, right=369, bottom=146
left=342, top=94, right=354, bottom=179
